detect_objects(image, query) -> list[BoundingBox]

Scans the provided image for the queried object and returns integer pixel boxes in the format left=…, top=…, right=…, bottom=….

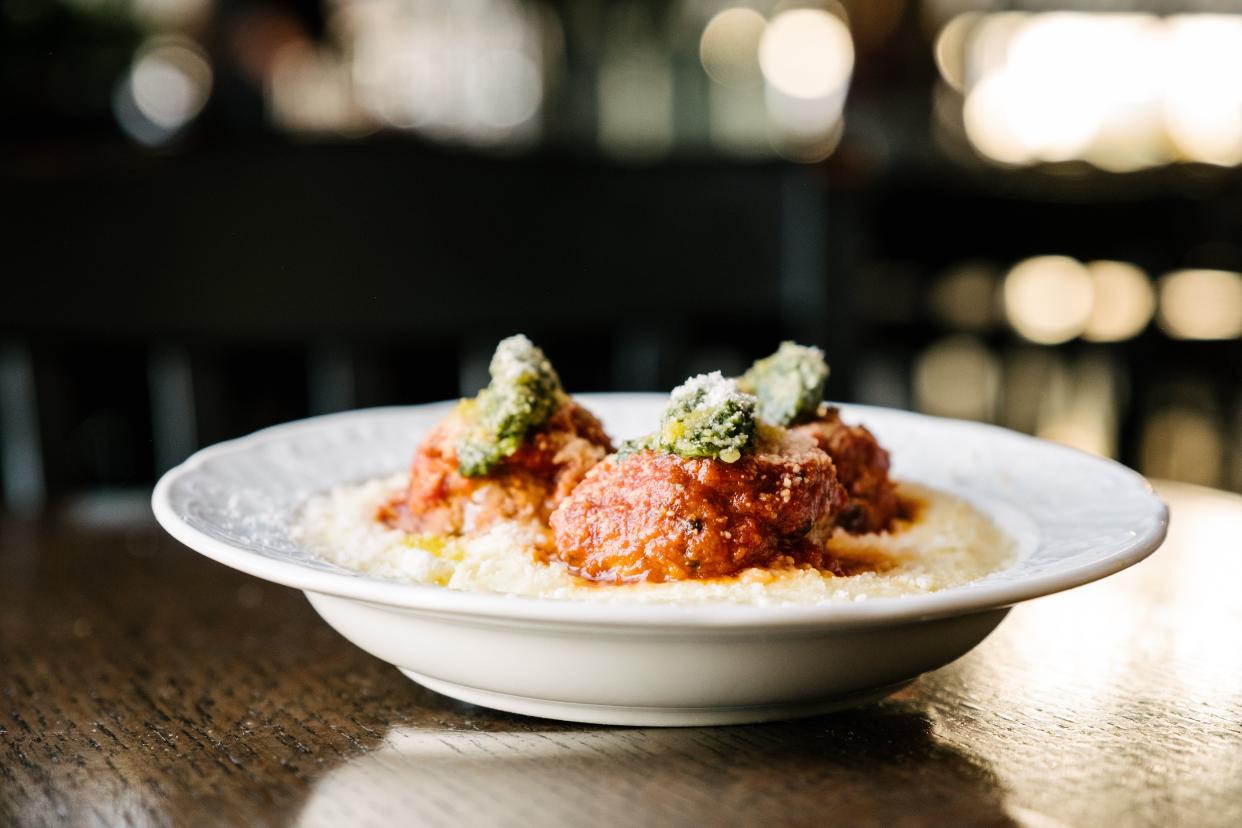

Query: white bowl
left=152, top=394, right=1167, bottom=726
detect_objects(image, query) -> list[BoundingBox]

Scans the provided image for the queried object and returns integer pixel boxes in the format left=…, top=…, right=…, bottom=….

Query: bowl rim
left=152, top=397, right=1169, bottom=631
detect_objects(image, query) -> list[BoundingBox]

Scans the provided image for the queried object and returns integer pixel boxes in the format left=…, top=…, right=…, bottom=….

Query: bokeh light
left=929, top=262, right=997, bottom=332
left=913, top=335, right=999, bottom=421
left=1163, top=16, right=1242, bottom=166
left=961, top=71, right=1031, bottom=165
left=963, top=14, right=1161, bottom=168
left=934, top=12, right=977, bottom=93
left=1033, top=354, right=1119, bottom=458
left=1084, top=260, right=1155, bottom=342
left=759, top=9, right=853, bottom=101
left=465, top=50, right=542, bottom=131
left=758, top=8, right=853, bottom=159
left=944, top=11, right=1242, bottom=170
left=1003, top=256, right=1094, bottom=344
left=132, top=0, right=213, bottom=32
left=1157, top=269, right=1242, bottom=340
left=699, top=8, right=765, bottom=89
left=999, top=348, right=1063, bottom=435
left=114, top=37, right=213, bottom=146
left=1142, top=405, right=1224, bottom=487
left=267, top=0, right=546, bottom=145
left=599, top=48, right=674, bottom=160
left=269, top=46, right=368, bottom=136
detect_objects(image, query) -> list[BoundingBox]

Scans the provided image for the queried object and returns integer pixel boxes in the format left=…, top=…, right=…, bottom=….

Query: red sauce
left=549, top=446, right=845, bottom=583
left=792, top=406, right=900, bottom=534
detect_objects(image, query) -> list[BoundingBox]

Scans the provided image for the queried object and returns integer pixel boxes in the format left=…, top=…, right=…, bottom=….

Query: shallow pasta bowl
left=152, top=394, right=1167, bottom=726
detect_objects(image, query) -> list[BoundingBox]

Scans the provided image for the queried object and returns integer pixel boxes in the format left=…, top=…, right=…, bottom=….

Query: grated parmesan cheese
left=294, top=477, right=1014, bottom=605
left=668, top=371, right=750, bottom=412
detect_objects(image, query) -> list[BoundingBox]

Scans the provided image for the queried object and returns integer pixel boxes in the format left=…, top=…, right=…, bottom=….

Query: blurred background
left=3, top=0, right=1242, bottom=521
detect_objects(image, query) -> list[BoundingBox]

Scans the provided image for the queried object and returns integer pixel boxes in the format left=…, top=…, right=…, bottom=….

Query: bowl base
left=399, top=669, right=915, bottom=727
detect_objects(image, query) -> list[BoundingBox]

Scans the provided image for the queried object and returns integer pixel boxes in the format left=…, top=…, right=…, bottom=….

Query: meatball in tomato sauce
left=380, top=400, right=612, bottom=535
left=550, top=427, right=844, bottom=582
left=793, top=405, right=899, bottom=534
left=739, top=342, right=900, bottom=535
left=379, top=335, right=612, bottom=535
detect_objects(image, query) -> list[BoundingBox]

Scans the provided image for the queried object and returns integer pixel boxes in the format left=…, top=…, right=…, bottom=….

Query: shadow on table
left=296, top=693, right=1016, bottom=827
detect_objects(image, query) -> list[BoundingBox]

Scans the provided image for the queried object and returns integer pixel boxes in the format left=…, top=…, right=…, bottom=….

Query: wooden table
left=2, top=481, right=1239, bottom=827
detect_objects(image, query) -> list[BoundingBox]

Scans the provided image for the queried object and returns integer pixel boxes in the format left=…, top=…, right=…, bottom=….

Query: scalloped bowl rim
left=152, top=396, right=1168, bottom=630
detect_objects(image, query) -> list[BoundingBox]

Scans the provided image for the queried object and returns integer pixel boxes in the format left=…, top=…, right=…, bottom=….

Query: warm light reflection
left=913, top=335, right=999, bottom=421
left=934, top=545, right=1166, bottom=812
left=700, top=8, right=766, bottom=89
left=930, top=483, right=1242, bottom=821
left=300, top=723, right=956, bottom=824
left=1003, top=256, right=1093, bottom=345
left=1163, top=488, right=1242, bottom=705
left=944, top=11, right=1242, bottom=169
left=296, top=726, right=637, bottom=825
left=1083, top=260, right=1155, bottom=342
left=1157, top=269, right=1242, bottom=340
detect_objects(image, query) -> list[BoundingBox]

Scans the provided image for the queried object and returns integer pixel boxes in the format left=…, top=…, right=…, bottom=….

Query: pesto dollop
left=624, top=372, right=756, bottom=463
left=457, top=335, right=565, bottom=477
left=737, top=341, right=829, bottom=426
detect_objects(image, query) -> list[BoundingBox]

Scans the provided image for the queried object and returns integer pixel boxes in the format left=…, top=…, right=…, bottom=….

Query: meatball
left=550, top=428, right=845, bottom=582
left=792, top=405, right=899, bottom=534
left=380, top=400, right=612, bottom=535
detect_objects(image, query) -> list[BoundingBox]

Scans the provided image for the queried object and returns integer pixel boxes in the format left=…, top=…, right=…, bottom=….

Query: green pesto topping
left=456, top=335, right=565, bottom=477
left=737, top=341, right=829, bottom=426
left=639, top=371, right=756, bottom=463
left=615, top=435, right=651, bottom=460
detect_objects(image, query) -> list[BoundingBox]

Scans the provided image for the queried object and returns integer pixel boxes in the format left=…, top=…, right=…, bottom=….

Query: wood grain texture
left=1, top=482, right=1239, bottom=827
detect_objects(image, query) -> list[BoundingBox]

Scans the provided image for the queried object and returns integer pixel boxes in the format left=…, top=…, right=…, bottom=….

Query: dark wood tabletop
left=2, top=480, right=1240, bottom=827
